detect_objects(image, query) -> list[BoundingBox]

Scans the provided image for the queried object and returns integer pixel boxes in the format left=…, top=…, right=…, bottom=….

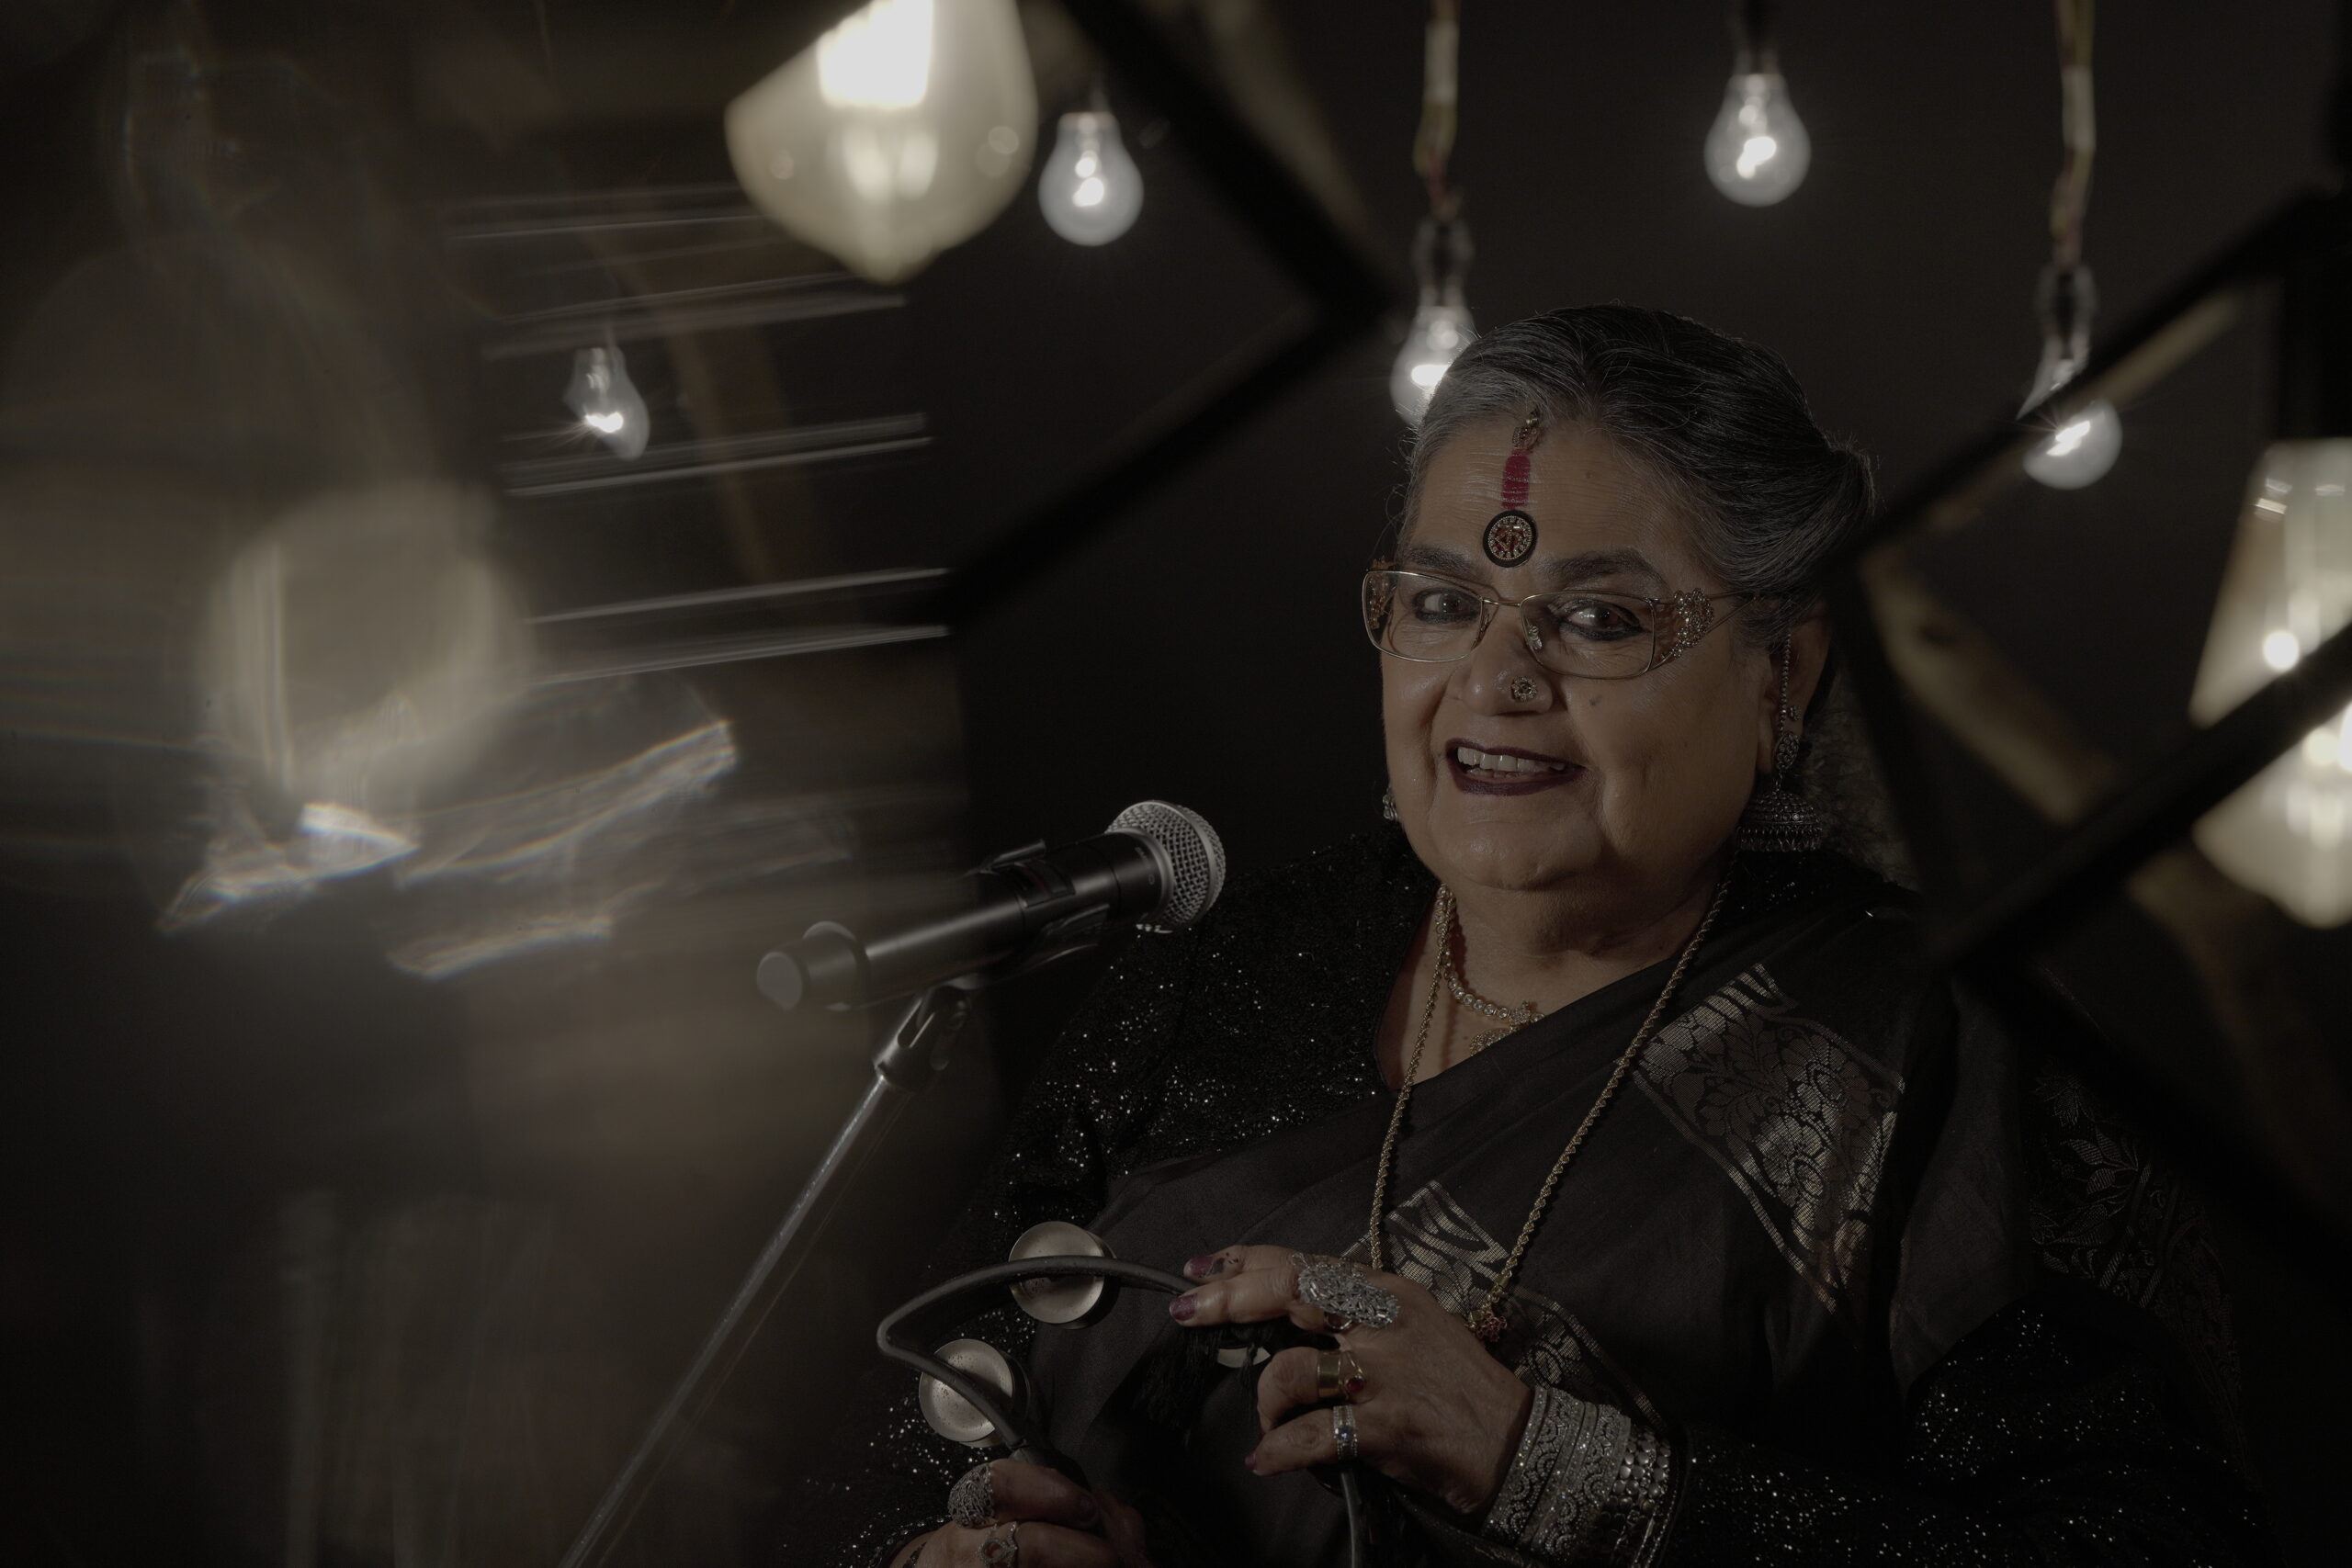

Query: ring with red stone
left=1314, top=1348, right=1367, bottom=1403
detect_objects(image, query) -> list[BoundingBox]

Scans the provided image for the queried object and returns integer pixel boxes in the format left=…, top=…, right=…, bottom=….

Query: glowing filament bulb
left=2020, top=344, right=2121, bottom=490
left=565, top=344, right=650, bottom=460
left=1392, top=300, right=1474, bottom=424
left=1705, top=72, right=1810, bottom=206
left=1039, top=110, right=1142, bottom=244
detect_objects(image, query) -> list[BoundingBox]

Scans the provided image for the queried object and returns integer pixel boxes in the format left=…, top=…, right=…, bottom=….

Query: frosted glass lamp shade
left=1039, top=111, right=1143, bottom=244
left=1392, top=300, right=1474, bottom=424
left=725, top=0, right=1037, bottom=284
left=1705, top=72, right=1810, bottom=206
left=2189, top=438, right=2352, bottom=925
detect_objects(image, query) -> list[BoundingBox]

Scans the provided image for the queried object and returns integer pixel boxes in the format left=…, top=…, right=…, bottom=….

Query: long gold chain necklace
left=1368, top=869, right=1735, bottom=1342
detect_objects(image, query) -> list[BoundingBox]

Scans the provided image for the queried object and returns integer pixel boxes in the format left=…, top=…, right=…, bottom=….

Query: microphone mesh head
left=1108, top=800, right=1226, bottom=931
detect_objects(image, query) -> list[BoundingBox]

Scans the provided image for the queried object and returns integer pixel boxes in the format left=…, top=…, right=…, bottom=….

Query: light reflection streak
left=530, top=566, right=945, bottom=625
left=395, top=716, right=738, bottom=886
left=494, top=269, right=861, bottom=324
left=481, top=288, right=902, bottom=359
left=498, top=416, right=929, bottom=496
left=536, top=623, right=947, bottom=684
left=168, top=673, right=860, bottom=981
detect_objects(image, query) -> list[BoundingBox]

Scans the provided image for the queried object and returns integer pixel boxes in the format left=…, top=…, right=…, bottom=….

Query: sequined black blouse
left=786, top=827, right=2273, bottom=1566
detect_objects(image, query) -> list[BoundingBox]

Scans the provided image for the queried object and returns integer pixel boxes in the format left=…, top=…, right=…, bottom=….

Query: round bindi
left=1483, top=508, right=1536, bottom=565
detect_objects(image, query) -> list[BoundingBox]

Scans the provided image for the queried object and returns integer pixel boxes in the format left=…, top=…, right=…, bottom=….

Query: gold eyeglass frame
left=1361, top=565, right=1752, bottom=681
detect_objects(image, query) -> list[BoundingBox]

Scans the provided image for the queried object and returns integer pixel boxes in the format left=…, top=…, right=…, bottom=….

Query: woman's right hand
left=893, top=1460, right=1153, bottom=1567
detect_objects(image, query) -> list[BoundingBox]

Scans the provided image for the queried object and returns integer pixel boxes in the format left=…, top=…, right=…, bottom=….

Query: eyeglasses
left=1361, top=567, right=1750, bottom=681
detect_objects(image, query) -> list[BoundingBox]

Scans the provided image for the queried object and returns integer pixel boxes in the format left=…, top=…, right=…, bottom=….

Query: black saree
left=785, top=829, right=2268, bottom=1567
left=1029, top=859, right=2035, bottom=1564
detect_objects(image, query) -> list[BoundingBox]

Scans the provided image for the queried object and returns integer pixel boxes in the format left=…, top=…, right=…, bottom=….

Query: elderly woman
left=799, top=308, right=2268, bottom=1566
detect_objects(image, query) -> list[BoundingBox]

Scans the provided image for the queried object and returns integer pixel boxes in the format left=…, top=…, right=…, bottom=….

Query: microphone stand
left=556, top=982, right=978, bottom=1568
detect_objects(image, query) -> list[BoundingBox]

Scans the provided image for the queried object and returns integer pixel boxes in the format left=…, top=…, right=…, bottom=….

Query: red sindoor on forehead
left=1501, top=414, right=1537, bottom=506
left=1482, top=412, right=1542, bottom=567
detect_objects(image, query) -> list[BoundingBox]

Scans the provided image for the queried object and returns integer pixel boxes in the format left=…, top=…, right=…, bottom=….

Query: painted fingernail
left=1075, top=1493, right=1100, bottom=1527
left=1242, top=1450, right=1260, bottom=1472
left=1182, top=1254, right=1221, bottom=1280
left=1169, top=1293, right=1197, bottom=1323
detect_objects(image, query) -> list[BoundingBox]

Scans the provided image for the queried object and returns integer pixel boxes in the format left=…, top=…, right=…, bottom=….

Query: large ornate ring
left=1331, top=1403, right=1361, bottom=1463
left=946, top=1461, right=995, bottom=1529
left=1314, top=1348, right=1366, bottom=1403
left=978, top=1520, right=1021, bottom=1565
left=1291, top=1253, right=1401, bottom=1332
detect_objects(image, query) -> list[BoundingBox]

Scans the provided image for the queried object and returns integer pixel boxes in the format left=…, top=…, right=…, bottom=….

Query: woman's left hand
left=1170, top=1245, right=1533, bottom=1517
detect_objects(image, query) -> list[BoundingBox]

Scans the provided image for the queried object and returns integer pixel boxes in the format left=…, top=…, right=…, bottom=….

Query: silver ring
left=1332, top=1403, right=1360, bottom=1463
left=1290, top=1253, right=1400, bottom=1331
left=978, top=1519, right=1021, bottom=1565
left=946, top=1461, right=994, bottom=1529
left=1508, top=674, right=1539, bottom=703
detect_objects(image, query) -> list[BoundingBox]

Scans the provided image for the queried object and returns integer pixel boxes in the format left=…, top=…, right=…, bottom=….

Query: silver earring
left=1380, top=786, right=1399, bottom=822
left=1736, top=638, right=1827, bottom=853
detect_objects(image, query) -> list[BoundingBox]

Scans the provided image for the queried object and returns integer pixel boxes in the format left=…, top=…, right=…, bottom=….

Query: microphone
left=758, top=801, right=1226, bottom=1010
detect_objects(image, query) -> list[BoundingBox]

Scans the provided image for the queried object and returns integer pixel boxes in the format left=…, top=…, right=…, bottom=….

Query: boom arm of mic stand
left=556, top=984, right=978, bottom=1568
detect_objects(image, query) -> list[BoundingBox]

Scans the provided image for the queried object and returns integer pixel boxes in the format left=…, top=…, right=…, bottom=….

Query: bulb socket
left=2036, top=264, right=2097, bottom=363
left=1411, top=210, right=1474, bottom=303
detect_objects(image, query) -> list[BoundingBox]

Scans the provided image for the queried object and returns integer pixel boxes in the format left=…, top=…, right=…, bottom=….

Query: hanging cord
left=1412, top=0, right=1461, bottom=221
left=1408, top=0, right=1473, bottom=314
left=2049, top=0, right=2097, bottom=275
left=2032, top=0, right=2098, bottom=377
left=1728, top=0, right=1779, bottom=74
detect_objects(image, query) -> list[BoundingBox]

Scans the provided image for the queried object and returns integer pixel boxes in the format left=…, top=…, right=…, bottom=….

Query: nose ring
left=1507, top=675, right=1540, bottom=704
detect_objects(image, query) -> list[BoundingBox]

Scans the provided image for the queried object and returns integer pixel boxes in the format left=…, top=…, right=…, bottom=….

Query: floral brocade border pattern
left=1631, top=964, right=1904, bottom=1325
left=1351, top=1180, right=1668, bottom=1429
left=2026, top=1060, right=2248, bottom=1461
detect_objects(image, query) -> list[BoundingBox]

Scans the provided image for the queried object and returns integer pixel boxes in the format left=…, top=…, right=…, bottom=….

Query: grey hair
left=1402, top=304, right=1875, bottom=649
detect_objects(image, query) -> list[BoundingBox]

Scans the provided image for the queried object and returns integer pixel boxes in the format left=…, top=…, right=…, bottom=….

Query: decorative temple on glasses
left=1361, top=567, right=1750, bottom=680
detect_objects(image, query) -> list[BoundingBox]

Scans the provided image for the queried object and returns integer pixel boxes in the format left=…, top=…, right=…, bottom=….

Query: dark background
left=1, top=1, right=2346, bottom=1563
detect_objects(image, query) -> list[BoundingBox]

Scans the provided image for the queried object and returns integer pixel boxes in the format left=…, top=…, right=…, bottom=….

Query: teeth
left=1454, top=746, right=1569, bottom=774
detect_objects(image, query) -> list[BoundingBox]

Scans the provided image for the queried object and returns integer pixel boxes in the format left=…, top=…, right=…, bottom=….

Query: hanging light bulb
left=2020, top=355, right=2121, bottom=489
left=565, top=344, right=650, bottom=460
left=1393, top=212, right=1473, bottom=424
left=2189, top=440, right=2352, bottom=924
left=2022, top=11, right=2117, bottom=491
left=1705, top=68, right=1810, bottom=206
left=2020, top=268, right=2120, bottom=490
left=726, top=0, right=1037, bottom=284
left=1039, top=106, right=1142, bottom=245
left=1393, top=301, right=1473, bottom=424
